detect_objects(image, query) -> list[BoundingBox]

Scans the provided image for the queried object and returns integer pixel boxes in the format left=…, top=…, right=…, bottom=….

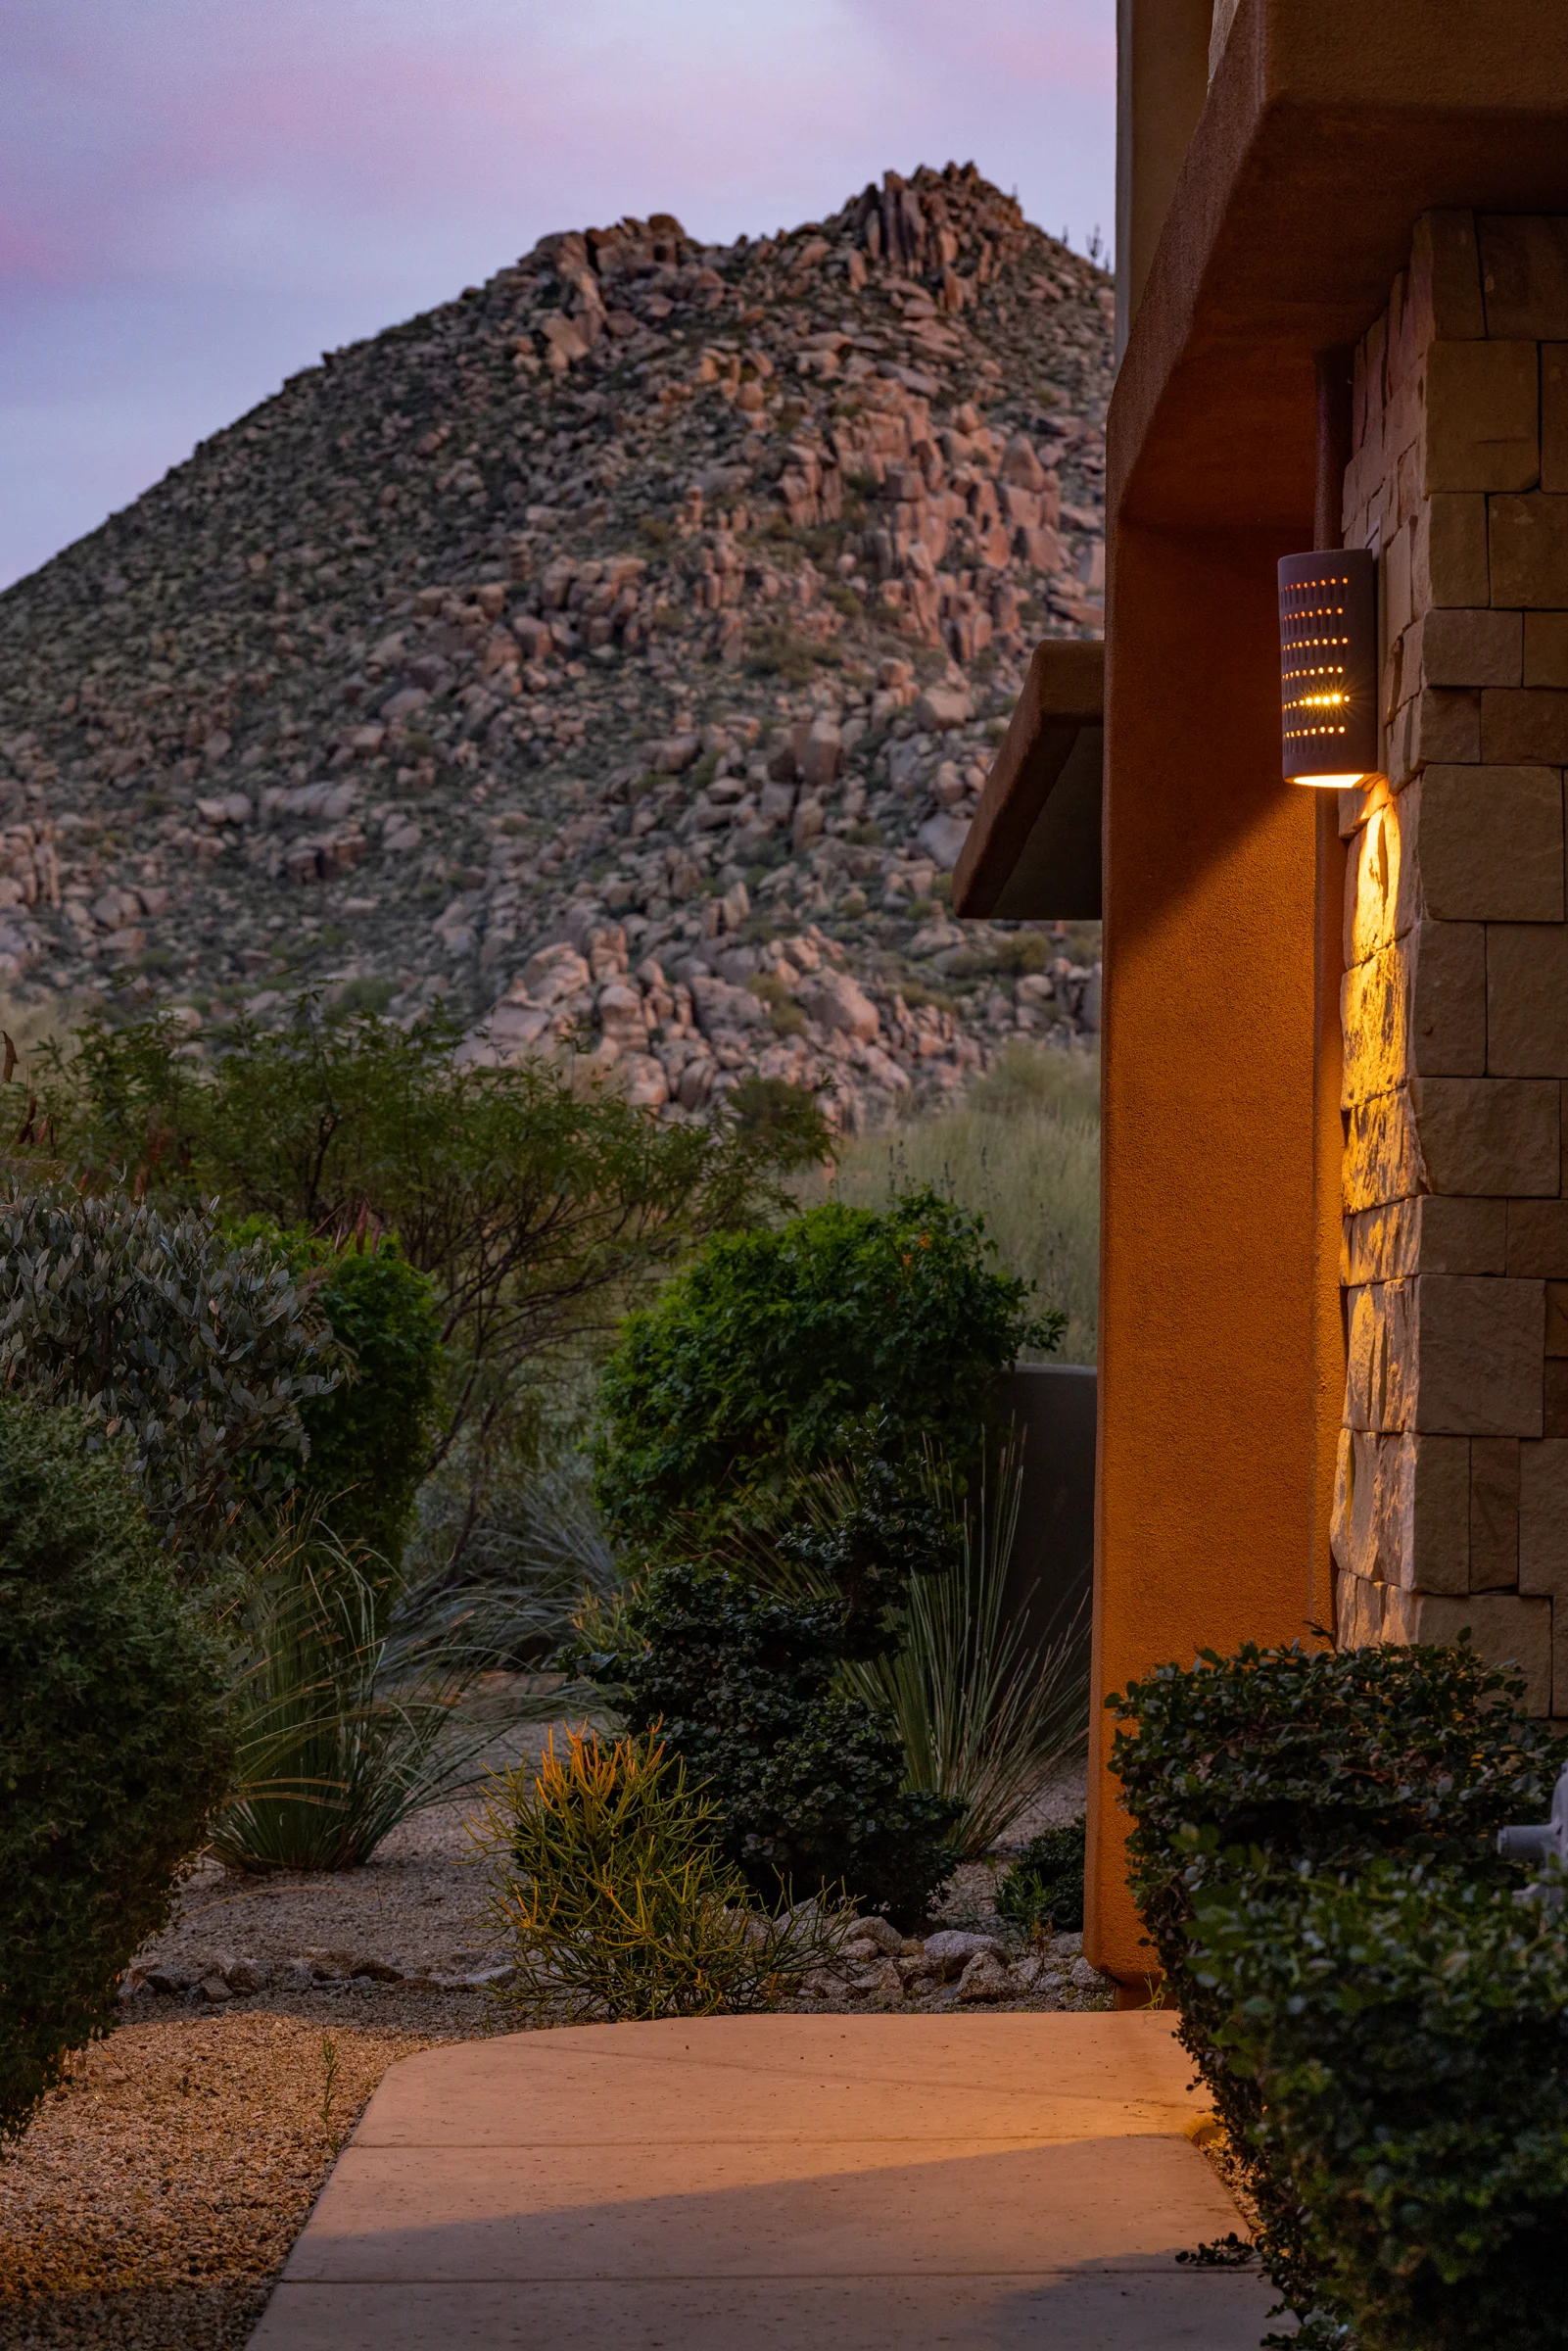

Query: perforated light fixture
left=1278, top=548, right=1377, bottom=787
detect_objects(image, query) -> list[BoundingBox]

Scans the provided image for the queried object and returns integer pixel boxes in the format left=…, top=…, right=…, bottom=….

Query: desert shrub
left=0, top=1184, right=332, bottom=1557
left=1188, top=1860, right=1568, bottom=2351
left=244, top=1228, right=444, bottom=1570
left=996, top=1817, right=1086, bottom=1935
left=210, top=1516, right=497, bottom=1874
left=580, top=1461, right=963, bottom=1923
left=14, top=1002, right=817, bottom=1560
left=594, top=1189, right=1056, bottom=1551
left=475, top=1726, right=851, bottom=2022
left=1110, top=1639, right=1562, bottom=2325
left=0, top=1396, right=231, bottom=2142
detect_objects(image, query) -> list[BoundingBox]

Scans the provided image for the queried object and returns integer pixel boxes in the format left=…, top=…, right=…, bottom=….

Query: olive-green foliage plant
left=248, top=1226, right=444, bottom=1570
left=1189, top=1859, right=1568, bottom=2351
left=594, top=1189, right=1058, bottom=1553
left=580, top=1460, right=964, bottom=1925
left=836, top=1441, right=1088, bottom=1857
left=0, top=1396, right=231, bottom=2143
left=1110, top=1638, right=1563, bottom=2332
left=996, top=1817, right=1086, bottom=1935
left=209, top=1516, right=497, bottom=1873
left=0, top=1184, right=332, bottom=1557
left=823, top=1041, right=1100, bottom=1365
left=475, top=1726, right=852, bottom=2022
left=12, top=1001, right=821, bottom=1556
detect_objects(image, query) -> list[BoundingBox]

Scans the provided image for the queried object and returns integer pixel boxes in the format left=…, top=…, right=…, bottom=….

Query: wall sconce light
left=1277, top=548, right=1377, bottom=787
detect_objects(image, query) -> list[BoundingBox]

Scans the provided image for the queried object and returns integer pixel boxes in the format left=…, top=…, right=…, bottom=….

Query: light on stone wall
left=1277, top=549, right=1378, bottom=787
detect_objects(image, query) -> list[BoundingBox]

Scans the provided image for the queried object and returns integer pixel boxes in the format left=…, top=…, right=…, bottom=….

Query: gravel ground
left=0, top=1729, right=1095, bottom=2349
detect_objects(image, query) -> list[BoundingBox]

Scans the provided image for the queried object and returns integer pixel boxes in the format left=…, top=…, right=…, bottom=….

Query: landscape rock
left=956, top=1950, right=1014, bottom=2003
left=922, top=1928, right=1007, bottom=1981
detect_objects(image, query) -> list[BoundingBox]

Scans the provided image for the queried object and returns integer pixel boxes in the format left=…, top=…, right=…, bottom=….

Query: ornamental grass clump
left=475, top=1726, right=850, bottom=2022
left=1110, top=1637, right=1564, bottom=2337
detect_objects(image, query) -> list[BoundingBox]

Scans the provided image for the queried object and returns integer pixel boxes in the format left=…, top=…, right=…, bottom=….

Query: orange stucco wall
left=1086, top=523, right=1342, bottom=1985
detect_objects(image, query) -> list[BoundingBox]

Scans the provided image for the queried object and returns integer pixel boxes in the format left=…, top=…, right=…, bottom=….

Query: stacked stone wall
left=1332, top=211, right=1568, bottom=1717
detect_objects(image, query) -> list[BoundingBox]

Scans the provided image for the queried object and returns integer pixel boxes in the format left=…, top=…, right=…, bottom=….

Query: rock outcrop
left=0, top=164, right=1109, bottom=1129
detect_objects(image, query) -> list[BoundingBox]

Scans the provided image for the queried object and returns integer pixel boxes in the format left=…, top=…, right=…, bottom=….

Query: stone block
left=1479, top=215, right=1568, bottom=339
left=1333, top=1427, right=1469, bottom=1594
left=1343, top=1089, right=1424, bottom=1213
left=1343, top=1194, right=1506, bottom=1283
left=1469, top=1436, right=1520, bottom=1588
left=1413, top=606, right=1522, bottom=687
left=1523, top=613, right=1568, bottom=689
left=1402, top=688, right=1483, bottom=775
left=1543, top=346, right=1568, bottom=494
left=1408, top=1273, right=1544, bottom=1435
left=1409, top=1076, right=1560, bottom=1197
left=1408, top=210, right=1487, bottom=345
left=1414, top=766, right=1565, bottom=922
left=1412, top=494, right=1490, bottom=609
left=1549, top=1281, right=1568, bottom=1355
left=1336, top=1565, right=1386, bottom=1647
left=1488, top=925, right=1568, bottom=1075
left=1490, top=495, right=1568, bottom=609
left=1344, top=798, right=1405, bottom=966
left=1342, top=921, right=1485, bottom=1103
left=1507, top=1201, right=1568, bottom=1278
left=1407, top=1591, right=1553, bottom=1713
left=1423, top=342, right=1540, bottom=494
left=1482, top=689, right=1568, bottom=764
left=1547, top=1361, right=1568, bottom=1438
left=1384, top=519, right=1413, bottom=644
left=1518, top=1442, right=1568, bottom=1711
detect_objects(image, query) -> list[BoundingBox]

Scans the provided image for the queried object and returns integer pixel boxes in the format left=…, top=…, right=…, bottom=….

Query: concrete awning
left=951, top=639, right=1103, bottom=921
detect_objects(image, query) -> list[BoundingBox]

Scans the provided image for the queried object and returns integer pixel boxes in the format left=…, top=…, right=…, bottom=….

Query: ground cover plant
left=578, top=1458, right=964, bottom=1923
left=1110, top=1639, right=1564, bottom=2336
left=996, top=1817, right=1086, bottom=1935
left=476, top=1726, right=851, bottom=2020
left=0, top=1395, right=231, bottom=2142
left=594, top=1187, right=1058, bottom=1553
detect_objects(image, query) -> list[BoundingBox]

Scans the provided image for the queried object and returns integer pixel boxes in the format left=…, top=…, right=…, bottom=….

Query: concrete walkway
left=250, top=2013, right=1276, bottom=2349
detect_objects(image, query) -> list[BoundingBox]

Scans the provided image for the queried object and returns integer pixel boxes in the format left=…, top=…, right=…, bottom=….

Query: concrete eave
left=1112, top=0, right=1568, bottom=534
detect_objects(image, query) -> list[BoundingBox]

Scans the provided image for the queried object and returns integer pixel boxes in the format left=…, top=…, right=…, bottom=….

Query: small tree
left=0, top=1397, right=231, bottom=2143
left=593, top=1188, right=1058, bottom=1552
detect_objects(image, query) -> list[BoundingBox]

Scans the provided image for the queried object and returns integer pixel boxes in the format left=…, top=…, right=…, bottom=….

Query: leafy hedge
left=1191, top=1862, right=1568, bottom=2351
left=0, top=1397, right=232, bottom=2142
left=1109, top=1639, right=1563, bottom=2327
left=594, top=1189, right=1058, bottom=1550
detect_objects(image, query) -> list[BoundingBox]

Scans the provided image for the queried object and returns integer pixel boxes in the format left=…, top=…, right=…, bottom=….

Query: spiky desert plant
left=210, top=1515, right=496, bottom=1872
left=474, top=1725, right=850, bottom=2022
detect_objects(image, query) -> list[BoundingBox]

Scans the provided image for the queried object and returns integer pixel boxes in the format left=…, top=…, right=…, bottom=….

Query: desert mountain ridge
left=0, top=163, right=1109, bottom=1129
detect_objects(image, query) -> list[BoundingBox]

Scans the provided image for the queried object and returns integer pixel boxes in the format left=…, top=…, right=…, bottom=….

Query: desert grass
left=818, top=1042, right=1100, bottom=1363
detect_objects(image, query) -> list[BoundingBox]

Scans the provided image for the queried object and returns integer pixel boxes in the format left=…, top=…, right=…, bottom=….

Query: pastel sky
left=0, top=0, right=1116, bottom=591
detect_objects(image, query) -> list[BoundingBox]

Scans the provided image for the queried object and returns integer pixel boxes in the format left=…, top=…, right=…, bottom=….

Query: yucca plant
left=210, top=1516, right=497, bottom=1872
left=473, top=1725, right=851, bottom=2021
left=847, top=1439, right=1088, bottom=1856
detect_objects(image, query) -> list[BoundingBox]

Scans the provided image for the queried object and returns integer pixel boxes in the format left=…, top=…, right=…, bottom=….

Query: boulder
left=921, top=1928, right=1006, bottom=1982
left=957, top=1950, right=1014, bottom=2003
left=913, top=685, right=973, bottom=731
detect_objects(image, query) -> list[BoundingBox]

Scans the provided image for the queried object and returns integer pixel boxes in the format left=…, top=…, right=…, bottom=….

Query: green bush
left=996, top=1817, right=1086, bottom=1935
left=593, top=1189, right=1057, bottom=1551
left=1110, top=1639, right=1562, bottom=2323
left=0, top=1185, right=332, bottom=1557
left=579, top=1462, right=963, bottom=1924
left=1189, top=1861, right=1568, bottom=2351
left=476, top=1725, right=851, bottom=2021
left=257, top=1232, right=443, bottom=1569
left=0, top=1396, right=232, bottom=2142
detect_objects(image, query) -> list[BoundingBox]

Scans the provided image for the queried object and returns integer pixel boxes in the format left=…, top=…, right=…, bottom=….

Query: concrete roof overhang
left=952, top=640, right=1103, bottom=919
left=1114, top=0, right=1568, bottom=534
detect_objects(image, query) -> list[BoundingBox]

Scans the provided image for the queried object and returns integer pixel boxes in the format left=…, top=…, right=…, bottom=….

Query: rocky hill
left=0, top=164, right=1109, bottom=1130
